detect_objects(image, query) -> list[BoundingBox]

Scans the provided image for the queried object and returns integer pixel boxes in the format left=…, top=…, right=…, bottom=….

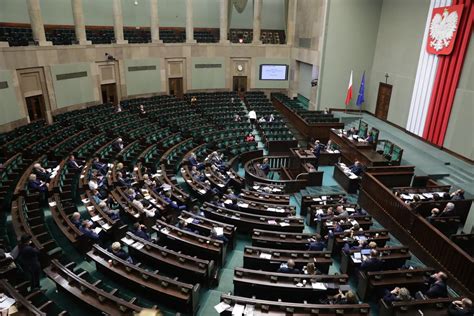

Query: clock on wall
left=237, top=64, right=244, bottom=72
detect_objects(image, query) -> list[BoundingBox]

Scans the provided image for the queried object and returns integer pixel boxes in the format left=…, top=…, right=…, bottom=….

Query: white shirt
left=248, top=110, right=257, bottom=120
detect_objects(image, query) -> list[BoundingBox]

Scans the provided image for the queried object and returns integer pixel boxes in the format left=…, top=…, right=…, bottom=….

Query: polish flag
left=345, top=70, right=353, bottom=106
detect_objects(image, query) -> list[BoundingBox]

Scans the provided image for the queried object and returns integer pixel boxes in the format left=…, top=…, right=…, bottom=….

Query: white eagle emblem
left=429, top=8, right=459, bottom=51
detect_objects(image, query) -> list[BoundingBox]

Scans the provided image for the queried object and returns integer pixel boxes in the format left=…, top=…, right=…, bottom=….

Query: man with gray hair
left=440, top=202, right=455, bottom=217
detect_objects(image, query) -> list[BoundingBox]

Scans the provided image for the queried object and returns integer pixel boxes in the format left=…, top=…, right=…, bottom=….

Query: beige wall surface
left=0, top=70, right=23, bottom=126
left=367, top=0, right=429, bottom=127
left=443, top=33, right=474, bottom=160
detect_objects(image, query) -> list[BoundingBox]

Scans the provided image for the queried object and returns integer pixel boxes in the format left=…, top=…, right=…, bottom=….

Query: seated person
left=331, top=290, right=358, bottom=304
left=268, top=114, right=275, bottom=122
left=79, top=220, right=100, bottom=242
left=112, top=138, right=124, bottom=152
left=258, top=116, right=266, bottom=123
left=27, top=174, right=48, bottom=193
left=116, top=171, right=132, bottom=188
left=191, top=166, right=206, bottom=182
left=448, top=298, right=473, bottom=316
left=349, top=161, right=363, bottom=176
left=125, top=188, right=137, bottom=201
left=67, top=155, right=82, bottom=170
left=277, top=259, right=300, bottom=274
left=451, top=189, right=465, bottom=201
left=346, top=126, right=358, bottom=137
left=258, top=158, right=271, bottom=176
left=336, top=205, right=349, bottom=217
left=360, top=249, right=384, bottom=272
left=303, top=262, right=320, bottom=275
left=91, top=189, right=106, bottom=205
left=365, top=129, right=375, bottom=143
left=98, top=201, right=120, bottom=221
left=71, top=212, right=82, bottom=228
left=342, top=239, right=368, bottom=254
left=233, top=113, right=242, bottom=122
left=424, top=271, right=448, bottom=298
left=439, top=202, right=456, bottom=217
left=92, top=157, right=108, bottom=175
left=427, top=208, right=440, bottom=222
left=130, top=222, right=151, bottom=241
left=245, top=133, right=255, bottom=142
left=109, top=241, right=133, bottom=263
left=383, top=287, right=412, bottom=303
left=139, top=104, right=146, bottom=116
left=210, top=226, right=228, bottom=244
left=191, top=205, right=205, bottom=217
left=132, top=199, right=156, bottom=218
left=33, top=163, right=51, bottom=182
left=188, top=152, right=204, bottom=170
left=162, top=191, right=186, bottom=210
left=308, top=234, right=327, bottom=251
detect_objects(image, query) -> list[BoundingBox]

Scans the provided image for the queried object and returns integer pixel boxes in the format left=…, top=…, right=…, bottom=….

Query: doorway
left=233, top=76, right=247, bottom=93
left=101, top=83, right=117, bottom=105
left=375, top=83, right=392, bottom=120
left=169, top=78, right=183, bottom=99
left=25, top=95, right=46, bottom=121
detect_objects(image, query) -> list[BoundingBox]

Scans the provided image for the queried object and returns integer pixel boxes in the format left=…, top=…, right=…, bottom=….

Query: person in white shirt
left=248, top=109, right=257, bottom=126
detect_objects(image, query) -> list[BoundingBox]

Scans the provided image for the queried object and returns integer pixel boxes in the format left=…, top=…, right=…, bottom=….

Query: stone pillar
left=150, top=0, right=162, bottom=43
left=252, top=0, right=262, bottom=44
left=286, top=0, right=297, bottom=46
left=0, top=42, right=9, bottom=47
left=112, top=0, right=128, bottom=44
left=219, top=0, right=229, bottom=43
left=185, top=0, right=196, bottom=43
left=26, top=0, right=52, bottom=46
left=71, top=0, right=91, bottom=45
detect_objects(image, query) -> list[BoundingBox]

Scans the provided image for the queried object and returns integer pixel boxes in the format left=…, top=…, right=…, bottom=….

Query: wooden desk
left=290, top=148, right=340, bottom=167
left=251, top=229, right=318, bottom=250
left=221, top=294, right=371, bottom=315
left=340, top=245, right=410, bottom=275
left=233, top=267, right=350, bottom=303
left=379, top=297, right=455, bottom=316
left=357, top=268, right=435, bottom=301
left=333, top=164, right=360, bottom=194
left=244, top=246, right=332, bottom=274
left=329, top=130, right=389, bottom=166
left=328, top=229, right=390, bottom=255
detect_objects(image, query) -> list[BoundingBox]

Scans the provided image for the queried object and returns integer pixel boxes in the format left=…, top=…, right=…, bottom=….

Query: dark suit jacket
left=277, top=267, right=300, bottom=274
left=260, top=163, right=270, bottom=175
left=28, top=180, right=47, bottom=192
left=68, top=160, right=81, bottom=170
left=349, top=165, right=363, bottom=176
left=425, top=278, right=448, bottom=298
left=131, top=229, right=150, bottom=241
left=448, top=304, right=474, bottom=316
left=308, top=241, right=326, bottom=251
left=360, top=257, right=383, bottom=272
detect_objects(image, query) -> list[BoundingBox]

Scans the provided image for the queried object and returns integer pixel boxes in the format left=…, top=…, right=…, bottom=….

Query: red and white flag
left=345, top=70, right=353, bottom=106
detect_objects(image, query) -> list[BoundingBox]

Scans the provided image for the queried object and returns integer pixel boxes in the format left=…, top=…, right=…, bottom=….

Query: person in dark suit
left=67, top=155, right=82, bottom=170
left=92, top=157, right=108, bottom=175
left=27, top=174, right=48, bottom=193
left=360, top=249, right=384, bottom=272
left=448, top=298, right=473, bottom=316
left=451, top=189, right=465, bottom=201
left=277, top=259, right=300, bottom=274
left=112, top=138, right=124, bottom=152
left=383, top=287, right=412, bottom=303
left=109, top=242, right=133, bottom=263
left=71, top=212, right=82, bottom=229
left=33, top=163, right=51, bottom=182
left=439, top=202, right=456, bottom=217
left=17, top=234, right=41, bottom=291
left=313, top=140, right=323, bottom=168
left=259, top=158, right=271, bottom=176
left=349, top=161, right=363, bottom=176
left=162, top=191, right=186, bottom=210
left=426, top=208, right=440, bottom=222
left=116, top=172, right=132, bottom=188
left=346, top=127, right=358, bottom=137
left=308, top=234, right=327, bottom=251
left=188, top=152, right=204, bottom=170
left=130, top=223, right=151, bottom=241
left=425, top=271, right=448, bottom=298
left=79, top=220, right=100, bottom=242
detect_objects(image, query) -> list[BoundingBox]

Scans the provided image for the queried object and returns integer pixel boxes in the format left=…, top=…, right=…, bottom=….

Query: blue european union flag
left=356, top=71, right=365, bottom=107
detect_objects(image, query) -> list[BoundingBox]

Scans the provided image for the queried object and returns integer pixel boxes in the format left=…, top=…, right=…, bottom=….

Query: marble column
left=219, top=0, right=229, bottom=43
left=112, top=0, right=128, bottom=44
left=26, top=0, right=52, bottom=46
left=185, top=0, right=196, bottom=43
left=150, top=0, right=162, bottom=43
left=0, top=42, right=9, bottom=47
left=286, top=0, right=297, bottom=46
left=71, top=0, right=91, bottom=45
left=252, top=0, right=262, bottom=44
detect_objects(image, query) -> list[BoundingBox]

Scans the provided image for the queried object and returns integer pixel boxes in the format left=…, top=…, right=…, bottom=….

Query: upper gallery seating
left=0, top=26, right=34, bottom=46
left=229, top=29, right=286, bottom=44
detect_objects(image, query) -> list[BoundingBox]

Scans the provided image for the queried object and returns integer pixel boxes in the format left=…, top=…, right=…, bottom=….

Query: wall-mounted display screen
left=259, top=64, right=289, bottom=80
